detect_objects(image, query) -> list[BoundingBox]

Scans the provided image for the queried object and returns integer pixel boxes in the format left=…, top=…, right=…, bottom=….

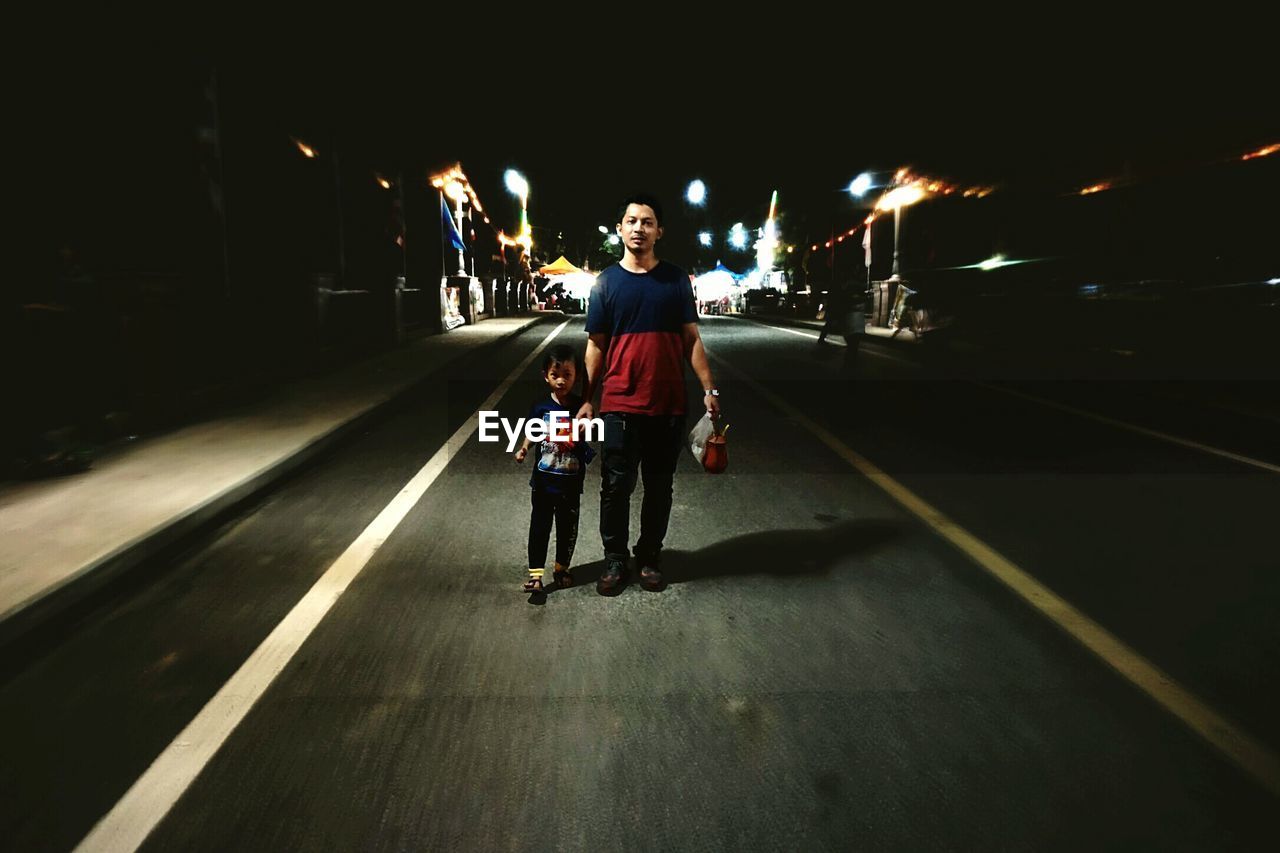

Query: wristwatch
left=704, top=389, right=719, bottom=397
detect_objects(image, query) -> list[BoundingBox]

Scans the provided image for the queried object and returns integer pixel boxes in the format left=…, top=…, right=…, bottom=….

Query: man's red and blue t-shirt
left=585, top=261, right=698, bottom=415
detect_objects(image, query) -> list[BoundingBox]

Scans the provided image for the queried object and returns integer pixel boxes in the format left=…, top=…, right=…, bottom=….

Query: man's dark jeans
left=599, top=412, right=686, bottom=564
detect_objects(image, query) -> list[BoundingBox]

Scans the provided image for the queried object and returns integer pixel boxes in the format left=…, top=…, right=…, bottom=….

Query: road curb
left=0, top=315, right=552, bottom=655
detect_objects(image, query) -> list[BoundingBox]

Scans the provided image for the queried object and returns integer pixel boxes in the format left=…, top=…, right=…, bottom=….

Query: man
left=577, top=194, right=720, bottom=595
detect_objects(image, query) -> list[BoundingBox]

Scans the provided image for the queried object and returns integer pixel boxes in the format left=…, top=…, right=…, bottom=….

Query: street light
left=756, top=190, right=779, bottom=277
left=686, top=179, right=707, bottom=206
left=848, top=172, right=872, bottom=197
left=584, top=226, right=612, bottom=268
left=504, top=169, right=529, bottom=202
left=876, top=184, right=928, bottom=278
left=504, top=169, right=532, bottom=254
left=729, top=222, right=747, bottom=250
left=698, top=231, right=713, bottom=247
left=444, top=180, right=468, bottom=276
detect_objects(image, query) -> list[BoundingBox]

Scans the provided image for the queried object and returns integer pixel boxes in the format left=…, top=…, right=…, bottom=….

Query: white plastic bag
left=688, top=412, right=715, bottom=465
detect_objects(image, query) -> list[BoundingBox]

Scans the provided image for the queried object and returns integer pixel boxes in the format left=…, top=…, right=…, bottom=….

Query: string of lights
left=808, top=138, right=1277, bottom=251
left=296, top=138, right=1277, bottom=262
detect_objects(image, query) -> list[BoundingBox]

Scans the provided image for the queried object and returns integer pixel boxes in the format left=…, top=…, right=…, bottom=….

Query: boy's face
left=544, top=360, right=576, bottom=395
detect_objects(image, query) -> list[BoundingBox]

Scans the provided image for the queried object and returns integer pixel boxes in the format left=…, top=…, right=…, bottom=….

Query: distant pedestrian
left=818, top=281, right=850, bottom=344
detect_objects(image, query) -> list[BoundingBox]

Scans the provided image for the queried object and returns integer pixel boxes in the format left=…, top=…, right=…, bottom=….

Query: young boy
left=514, top=344, right=595, bottom=593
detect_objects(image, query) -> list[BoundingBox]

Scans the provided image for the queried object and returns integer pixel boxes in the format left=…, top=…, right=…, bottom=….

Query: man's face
left=617, top=204, right=663, bottom=254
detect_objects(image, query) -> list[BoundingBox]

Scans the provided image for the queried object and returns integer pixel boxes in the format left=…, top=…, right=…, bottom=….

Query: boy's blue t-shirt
left=526, top=393, right=595, bottom=495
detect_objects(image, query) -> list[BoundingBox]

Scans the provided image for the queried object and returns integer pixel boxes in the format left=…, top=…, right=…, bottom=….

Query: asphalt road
left=3, top=315, right=1277, bottom=851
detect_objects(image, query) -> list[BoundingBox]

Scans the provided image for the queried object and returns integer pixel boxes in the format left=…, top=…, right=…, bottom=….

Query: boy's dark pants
left=528, top=490, right=580, bottom=569
left=599, top=412, right=686, bottom=565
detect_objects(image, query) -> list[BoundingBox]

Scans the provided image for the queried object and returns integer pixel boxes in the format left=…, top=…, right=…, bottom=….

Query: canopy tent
left=538, top=256, right=596, bottom=300
left=537, top=256, right=585, bottom=277
left=711, top=261, right=744, bottom=280
left=693, top=264, right=740, bottom=303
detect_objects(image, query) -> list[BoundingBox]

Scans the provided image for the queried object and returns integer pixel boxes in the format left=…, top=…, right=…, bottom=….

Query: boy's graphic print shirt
left=526, top=393, right=595, bottom=495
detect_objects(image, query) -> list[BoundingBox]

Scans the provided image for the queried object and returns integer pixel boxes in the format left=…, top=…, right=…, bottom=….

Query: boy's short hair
left=542, top=343, right=578, bottom=374
left=616, top=193, right=664, bottom=226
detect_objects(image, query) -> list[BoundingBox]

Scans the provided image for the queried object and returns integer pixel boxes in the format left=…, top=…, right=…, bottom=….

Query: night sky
left=38, top=42, right=1279, bottom=274
left=278, top=50, right=1276, bottom=271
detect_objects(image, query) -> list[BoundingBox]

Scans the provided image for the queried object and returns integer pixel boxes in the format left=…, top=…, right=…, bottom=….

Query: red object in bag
left=703, top=431, right=728, bottom=474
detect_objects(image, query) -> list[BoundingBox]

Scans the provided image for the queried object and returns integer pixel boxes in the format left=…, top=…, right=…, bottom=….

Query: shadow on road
left=539, top=518, right=901, bottom=597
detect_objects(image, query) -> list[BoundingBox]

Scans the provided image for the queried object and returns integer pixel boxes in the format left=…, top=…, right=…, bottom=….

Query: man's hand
left=580, top=334, right=607, bottom=423
left=683, top=323, right=720, bottom=420
left=514, top=447, right=527, bottom=463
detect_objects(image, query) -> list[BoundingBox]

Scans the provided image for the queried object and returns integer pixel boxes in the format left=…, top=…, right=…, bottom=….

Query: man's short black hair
left=542, top=343, right=578, bottom=375
left=616, top=193, right=664, bottom=227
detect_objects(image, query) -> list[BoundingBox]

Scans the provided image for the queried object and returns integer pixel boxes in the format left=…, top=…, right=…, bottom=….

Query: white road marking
left=744, top=317, right=1280, bottom=475
left=974, top=381, right=1280, bottom=476
left=74, top=320, right=571, bottom=853
left=734, top=316, right=906, bottom=361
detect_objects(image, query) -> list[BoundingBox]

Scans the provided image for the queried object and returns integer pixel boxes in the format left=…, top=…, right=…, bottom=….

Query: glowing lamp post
left=504, top=169, right=532, bottom=256
left=756, top=190, right=779, bottom=277
left=444, top=180, right=468, bottom=276
left=430, top=163, right=487, bottom=329
left=876, top=184, right=927, bottom=278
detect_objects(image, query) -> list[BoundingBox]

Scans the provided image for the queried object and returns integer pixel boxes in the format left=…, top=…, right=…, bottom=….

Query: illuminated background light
left=686, top=179, right=707, bottom=205
left=504, top=169, right=528, bottom=201
left=877, top=185, right=927, bottom=211
left=1243, top=143, right=1278, bottom=161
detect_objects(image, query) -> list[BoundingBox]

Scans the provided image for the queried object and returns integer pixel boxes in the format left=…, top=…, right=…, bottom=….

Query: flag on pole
left=862, top=223, right=872, bottom=268
left=441, top=195, right=466, bottom=252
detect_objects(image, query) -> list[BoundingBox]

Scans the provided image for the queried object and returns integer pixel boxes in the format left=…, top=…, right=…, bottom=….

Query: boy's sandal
left=523, top=572, right=545, bottom=593
left=552, top=567, right=573, bottom=589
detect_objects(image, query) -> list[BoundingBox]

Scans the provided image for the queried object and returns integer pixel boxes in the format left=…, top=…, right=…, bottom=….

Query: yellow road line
left=711, top=350, right=1280, bottom=799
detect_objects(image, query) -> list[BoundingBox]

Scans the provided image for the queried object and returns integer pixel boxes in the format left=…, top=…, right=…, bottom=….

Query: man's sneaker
left=597, top=559, right=627, bottom=596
